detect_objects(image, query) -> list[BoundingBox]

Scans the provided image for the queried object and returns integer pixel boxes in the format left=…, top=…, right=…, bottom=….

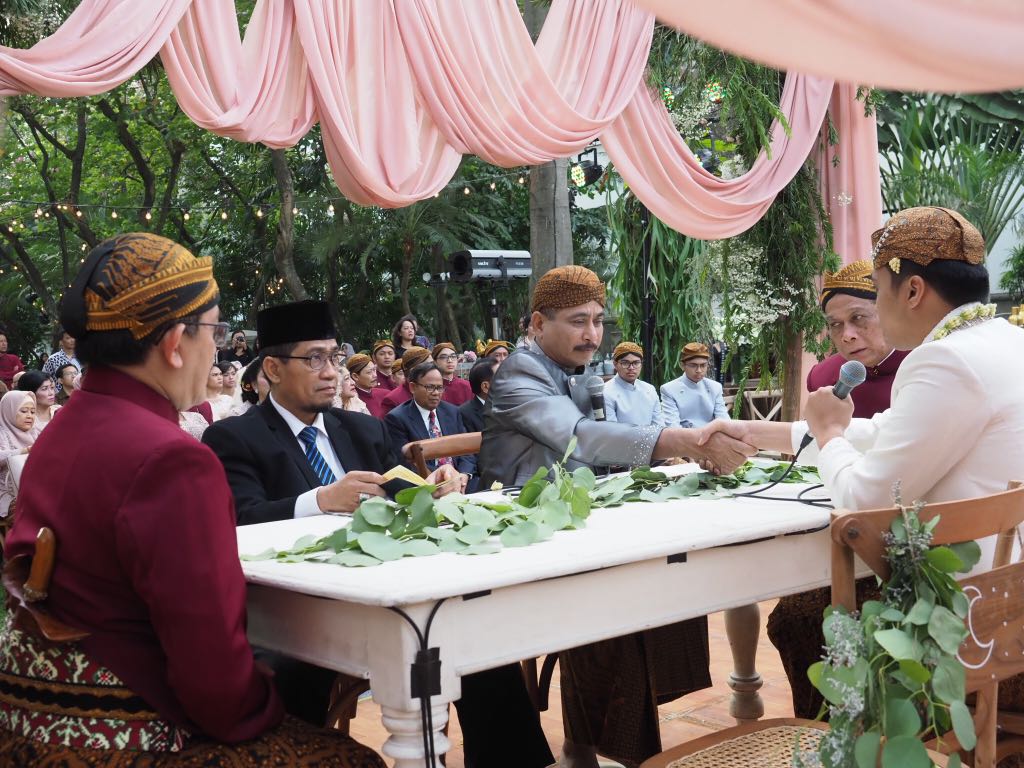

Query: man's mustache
left=573, top=344, right=598, bottom=352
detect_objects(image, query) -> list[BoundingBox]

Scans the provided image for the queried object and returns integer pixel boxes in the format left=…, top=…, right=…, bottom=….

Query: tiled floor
left=348, top=600, right=797, bottom=767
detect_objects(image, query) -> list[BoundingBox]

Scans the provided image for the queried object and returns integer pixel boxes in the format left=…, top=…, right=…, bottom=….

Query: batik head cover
left=531, top=265, right=606, bottom=314
left=820, top=259, right=876, bottom=311
left=871, top=207, right=985, bottom=275
left=613, top=342, right=643, bottom=361
left=61, top=233, right=218, bottom=341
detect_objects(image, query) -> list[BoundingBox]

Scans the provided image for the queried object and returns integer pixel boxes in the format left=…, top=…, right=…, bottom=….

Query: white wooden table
left=237, top=481, right=835, bottom=767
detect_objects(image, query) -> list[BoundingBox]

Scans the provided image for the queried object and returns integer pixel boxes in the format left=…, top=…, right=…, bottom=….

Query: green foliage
left=608, top=32, right=835, bottom=392
left=1000, top=240, right=1024, bottom=301
left=877, top=91, right=1024, bottom=251
left=802, top=491, right=979, bottom=768
left=244, top=458, right=818, bottom=567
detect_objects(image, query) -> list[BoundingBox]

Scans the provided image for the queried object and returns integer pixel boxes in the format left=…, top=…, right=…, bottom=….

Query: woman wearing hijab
left=0, top=390, right=36, bottom=525
left=16, top=370, right=59, bottom=435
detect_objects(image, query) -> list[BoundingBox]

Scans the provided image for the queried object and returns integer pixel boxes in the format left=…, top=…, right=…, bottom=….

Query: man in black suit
left=384, top=362, right=475, bottom=479
left=203, top=301, right=553, bottom=768
left=458, top=358, right=497, bottom=433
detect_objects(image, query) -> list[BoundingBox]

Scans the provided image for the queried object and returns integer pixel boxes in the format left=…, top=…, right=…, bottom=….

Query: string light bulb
left=327, top=203, right=335, bottom=214
left=183, top=211, right=190, bottom=221
left=255, top=208, right=264, bottom=218
left=518, top=175, right=526, bottom=184
left=75, top=210, right=82, bottom=218
left=111, top=210, right=118, bottom=219
left=220, top=211, right=228, bottom=220
left=144, top=210, right=152, bottom=221
left=463, top=187, right=471, bottom=195
left=490, top=182, right=496, bottom=190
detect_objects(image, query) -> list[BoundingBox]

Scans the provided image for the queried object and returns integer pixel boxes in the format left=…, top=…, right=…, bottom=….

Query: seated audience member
left=459, top=358, right=498, bottom=433
left=17, top=370, right=60, bottom=435
left=202, top=302, right=549, bottom=768
left=704, top=207, right=1024, bottom=721
left=432, top=342, right=472, bottom=406
left=0, top=390, right=35, bottom=519
left=223, top=360, right=243, bottom=404
left=515, top=313, right=533, bottom=349
left=10, top=370, right=25, bottom=389
left=807, top=258, right=910, bottom=417
left=0, top=330, right=25, bottom=388
left=228, top=358, right=269, bottom=418
left=384, top=362, right=475, bottom=482
left=218, top=329, right=254, bottom=366
left=604, top=342, right=662, bottom=427
left=179, top=408, right=211, bottom=440
left=1, top=233, right=385, bottom=766
left=54, top=362, right=80, bottom=406
left=345, top=353, right=389, bottom=418
left=391, top=314, right=430, bottom=358
left=380, top=346, right=431, bottom=416
left=335, top=365, right=371, bottom=414
left=371, top=340, right=397, bottom=390
left=481, top=339, right=513, bottom=364
left=390, top=357, right=407, bottom=389
left=660, top=342, right=730, bottom=428
left=203, top=362, right=230, bottom=421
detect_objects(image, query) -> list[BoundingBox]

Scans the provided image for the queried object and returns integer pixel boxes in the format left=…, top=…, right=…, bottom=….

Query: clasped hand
left=693, top=420, right=756, bottom=475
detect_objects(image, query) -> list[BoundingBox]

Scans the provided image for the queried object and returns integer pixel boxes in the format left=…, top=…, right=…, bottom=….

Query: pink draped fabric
left=0, top=0, right=193, bottom=96
left=634, top=0, right=1024, bottom=94
left=161, top=0, right=316, bottom=148
left=600, top=75, right=835, bottom=240
left=819, top=84, right=883, bottom=264
left=394, top=0, right=654, bottom=165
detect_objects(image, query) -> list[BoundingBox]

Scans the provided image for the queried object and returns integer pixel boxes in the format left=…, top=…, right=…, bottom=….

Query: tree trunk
left=400, top=237, right=413, bottom=316
left=524, top=0, right=573, bottom=288
left=431, top=243, right=461, bottom=348
left=270, top=148, right=308, bottom=301
left=781, top=322, right=803, bottom=422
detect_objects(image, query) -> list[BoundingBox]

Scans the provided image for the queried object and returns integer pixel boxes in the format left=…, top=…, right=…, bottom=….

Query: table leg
left=724, top=603, right=764, bottom=723
left=380, top=702, right=451, bottom=768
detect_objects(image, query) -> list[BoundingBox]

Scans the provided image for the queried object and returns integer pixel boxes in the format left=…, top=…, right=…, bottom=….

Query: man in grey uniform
left=480, top=265, right=754, bottom=768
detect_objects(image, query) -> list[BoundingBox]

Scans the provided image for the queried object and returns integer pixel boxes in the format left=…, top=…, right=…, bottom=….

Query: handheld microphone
left=584, top=375, right=606, bottom=421
left=799, top=360, right=867, bottom=449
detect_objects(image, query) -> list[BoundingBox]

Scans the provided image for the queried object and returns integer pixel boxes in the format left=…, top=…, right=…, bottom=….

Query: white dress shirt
left=793, top=307, right=1024, bottom=568
left=269, top=393, right=345, bottom=518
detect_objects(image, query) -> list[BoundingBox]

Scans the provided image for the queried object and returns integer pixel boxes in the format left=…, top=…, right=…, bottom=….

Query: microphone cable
left=730, top=440, right=833, bottom=509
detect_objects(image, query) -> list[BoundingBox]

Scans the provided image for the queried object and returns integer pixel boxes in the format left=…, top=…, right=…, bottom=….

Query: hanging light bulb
left=463, top=187, right=471, bottom=195
left=255, top=208, right=264, bottom=218
left=220, top=211, right=228, bottom=220
left=75, top=210, right=82, bottom=218
left=183, top=211, right=191, bottom=221
left=111, top=210, right=118, bottom=219
left=292, top=207, right=299, bottom=215
left=144, top=210, right=152, bottom=221
left=490, top=182, right=496, bottom=190
left=518, top=175, right=526, bottom=184
left=327, top=203, right=335, bottom=214
left=34, top=208, right=42, bottom=218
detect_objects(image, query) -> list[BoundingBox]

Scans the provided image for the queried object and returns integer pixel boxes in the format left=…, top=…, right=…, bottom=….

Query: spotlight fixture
left=571, top=146, right=603, bottom=188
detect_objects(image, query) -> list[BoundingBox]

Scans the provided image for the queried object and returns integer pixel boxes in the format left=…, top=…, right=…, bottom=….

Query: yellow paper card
left=383, top=465, right=428, bottom=486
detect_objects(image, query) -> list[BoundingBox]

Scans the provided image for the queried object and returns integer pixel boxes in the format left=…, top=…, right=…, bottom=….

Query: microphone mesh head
left=838, top=360, right=867, bottom=389
left=584, top=374, right=605, bottom=395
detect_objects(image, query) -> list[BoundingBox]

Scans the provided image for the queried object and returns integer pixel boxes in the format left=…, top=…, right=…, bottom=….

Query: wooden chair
left=742, top=389, right=783, bottom=421
left=403, top=432, right=482, bottom=478
left=641, top=482, right=1024, bottom=768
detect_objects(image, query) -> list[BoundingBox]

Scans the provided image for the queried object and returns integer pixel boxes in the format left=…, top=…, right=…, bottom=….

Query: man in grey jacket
left=480, top=265, right=754, bottom=768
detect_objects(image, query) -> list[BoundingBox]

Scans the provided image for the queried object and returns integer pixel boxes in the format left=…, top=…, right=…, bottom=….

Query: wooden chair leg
left=537, top=654, right=559, bottom=712
left=326, top=673, right=370, bottom=734
left=521, top=658, right=540, bottom=710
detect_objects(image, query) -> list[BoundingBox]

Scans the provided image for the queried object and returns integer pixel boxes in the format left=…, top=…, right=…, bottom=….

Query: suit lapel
left=258, top=401, right=319, bottom=488
left=324, top=411, right=363, bottom=474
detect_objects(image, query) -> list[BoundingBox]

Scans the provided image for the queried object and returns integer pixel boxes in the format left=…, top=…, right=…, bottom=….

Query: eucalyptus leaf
left=854, top=731, right=881, bottom=768
left=950, top=699, right=977, bottom=750
left=395, top=485, right=424, bottom=506
left=349, top=514, right=386, bottom=534
left=359, top=499, right=396, bottom=527
left=928, top=605, right=968, bottom=655
left=561, top=436, right=578, bottom=463
left=884, top=697, right=921, bottom=738
left=540, top=500, right=572, bottom=530
left=516, top=467, right=550, bottom=507
left=880, top=735, right=930, bottom=768
left=572, top=466, right=596, bottom=490
left=462, top=504, right=497, bottom=529
left=932, top=656, right=966, bottom=704
left=433, top=497, right=464, bottom=526
left=879, top=607, right=905, bottom=622
left=874, top=628, right=923, bottom=662
left=291, top=534, right=319, bottom=551
left=423, top=525, right=456, bottom=542
left=501, top=521, right=541, bottom=548
left=327, top=552, right=382, bottom=567
left=904, top=597, right=934, bottom=626
left=897, top=659, right=931, bottom=684
left=948, top=540, right=982, bottom=573
left=240, top=548, right=277, bottom=561
left=455, top=525, right=490, bottom=545
left=458, top=543, right=502, bottom=556
left=388, top=511, right=409, bottom=538
left=356, top=531, right=405, bottom=562
left=926, top=546, right=965, bottom=573
left=570, top=486, right=591, bottom=518
left=402, top=539, right=441, bottom=557
left=439, top=536, right=470, bottom=553
left=407, top=490, right=437, bottom=534
left=951, top=591, right=969, bottom=619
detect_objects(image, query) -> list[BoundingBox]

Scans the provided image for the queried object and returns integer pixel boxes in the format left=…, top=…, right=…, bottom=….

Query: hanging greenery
left=607, top=30, right=837, bottom=396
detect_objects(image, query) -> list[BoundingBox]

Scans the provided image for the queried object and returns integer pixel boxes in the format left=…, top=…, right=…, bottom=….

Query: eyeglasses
left=186, top=321, right=230, bottom=346
left=684, top=362, right=709, bottom=371
left=435, top=353, right=458, bottom=362
left=414, top=383, right=445, bottom=393
left=619, top=359, right=642, bottom=369
left=273, top=351, right=346, bottom=372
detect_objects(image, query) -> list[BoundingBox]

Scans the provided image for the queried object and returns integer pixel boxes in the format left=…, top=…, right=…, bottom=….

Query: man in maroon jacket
left=806, top=258, right=909, bottom=418
left=1, top=233, right=383, bottom=767
left=0, top=330, right=24, bottom=389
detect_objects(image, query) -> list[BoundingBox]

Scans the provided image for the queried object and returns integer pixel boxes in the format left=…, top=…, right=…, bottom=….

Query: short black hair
left=77, top=315, right=202, bottom=368
left=16, top=370, right=48, bottom=394
left=55, top=363, right=79, bottom=379
left=258, top=341, right=299, bottom=360
left=888, top=259, right=990, bottom=307
left=408, top=361, right=441, bottom=384
left=215, top=361, right=233, bottom=375
left=468, top=359, right=498, bottom=396
left=239, top=359, right=262, bottom=405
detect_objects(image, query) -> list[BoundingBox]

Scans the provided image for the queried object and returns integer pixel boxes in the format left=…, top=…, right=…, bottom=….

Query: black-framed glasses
left=435, top=353, right=458, bottom=362
left=414, top=382, right=445, bottom=394
left=273, top=351, right=345, bottom=372
left=619, top=359, right=642, bottom=369
left=186, top=321, right=230, bottom=346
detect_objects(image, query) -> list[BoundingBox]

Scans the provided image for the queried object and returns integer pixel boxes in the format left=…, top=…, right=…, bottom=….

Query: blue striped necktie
left=298, top=426, right=337, bottom=486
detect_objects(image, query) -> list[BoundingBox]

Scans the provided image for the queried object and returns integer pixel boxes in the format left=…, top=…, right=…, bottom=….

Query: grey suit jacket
left=480, top=344, right=663, bottom=487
